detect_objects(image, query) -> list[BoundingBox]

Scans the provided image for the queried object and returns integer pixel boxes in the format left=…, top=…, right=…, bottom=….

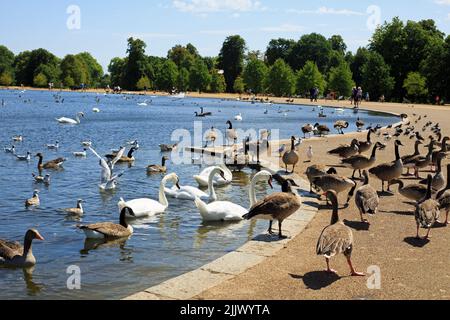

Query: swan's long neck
left=249, top=176, right=258, bottom=207
left=207, top=170, right=218, bottom=201
left=76, top=115, right=80, bottom=124
left=159, top=178, right=170, bottom=208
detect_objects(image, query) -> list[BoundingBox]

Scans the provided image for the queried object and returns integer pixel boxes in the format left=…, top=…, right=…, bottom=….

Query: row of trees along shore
left=1, top=17, right=450, bottom=103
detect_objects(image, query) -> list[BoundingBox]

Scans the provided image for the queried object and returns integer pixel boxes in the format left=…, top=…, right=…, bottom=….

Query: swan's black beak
left=219, top=170, right=226, bottom=180
left=176, top=180, right=181, bottom=190
left=268, top=176, right=274, bottom=189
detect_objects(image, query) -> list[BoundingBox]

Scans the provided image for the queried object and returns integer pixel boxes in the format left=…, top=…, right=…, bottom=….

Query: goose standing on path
left=348, top=171, right=379, bottom=224
left=402, top=140, right=423, bottom=175
left=437, top=164, right=450, bottom=225
left=56, top=112, right=84, bottom=125
left=305, top=165, right=338, bottom=193
left=328, top=139, right=360, bottom=159
left=0, top=229, right=44, bottom=267
left=357, top=129, right=374, bottom=154
left=243, top=179, right=302, bottom=239
left=316, top=190, right=365, bottom=276
left=389, top=179, right=429, bottom=202
left=302, top=124, right=314, bottom=138
left=404, top=140, right=434, bottom=178
left=369, top=140, right=404, bottom=193
left=77, top=207, right=135, bottom=239
left=419, top=153, right=445, bottom=191
left=63, top=199, right=84, bottom=216
left=25, top=190, right=40, bottom=207
left=431, top=136, right=449, bottom=172
left=313, top=174, right=356, bottom=206
left=314, top=123, right=330, bottom=137
left=147, top=156, right=169, bottom=174
left=226, top=120, right=238, bottom=146
left=414, top=175, right=440, bottom=239
left=282, top=136, right=300, bottom=173
left=342, top=142, right=385, bottom=179
left=35, top=153, right=66, bottom=170
left=334, top=121, right=349, bottom=134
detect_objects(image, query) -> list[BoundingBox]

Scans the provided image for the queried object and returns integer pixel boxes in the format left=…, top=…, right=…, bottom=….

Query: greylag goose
left=77, top=207, right=135, bottom=239
left=419, top=153, right=445, bottom=191
left=348, top=171, right=379, bottom=224
left=402, top=140, right=422, bottom=175
left=147, top=156, right=169, bottom=173
left=243, top=179, right=302, bottom=239
left=368, top=140, right=404, bottom=192
left=305, top=165, right=337, bottom=193
left=342, top=142, right=385, bottom=179
left=357, top=129, right=374, bottom=154
left=328, top=139, right=360, bottom=159
left=334, top=120, right=349, bottom=134
left=436, top=164, right=450, bottom=225
left=0, top=229, right=44, bottom=267
left=302, top=124, right=314, bottom=138
left=25, top=190, right=40, bottom=207
left=35, top=153, right=66, bottom=170
left=414, top=175, right=440, bottom=239
left=282, top=136, right=300, bottom=173
left=316, top=190, right=365, bottom=276
left=63, top=199, right=84, bottom=216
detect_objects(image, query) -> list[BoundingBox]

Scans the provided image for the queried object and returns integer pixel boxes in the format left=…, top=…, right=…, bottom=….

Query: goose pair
left=282, top=136, right=300, bottom=173
left=78, top=207, right=135, bottom=239
left=414, top=175, right=440, bottom=239
left=36, top=153, right=66, bottom=170
left=0, top=229, right=44, bottom=267
left=369, top=140, right=404, bottom=193
left=342, top=142, right=385, bottom=179
left=328, top=139, right=360, bottom=159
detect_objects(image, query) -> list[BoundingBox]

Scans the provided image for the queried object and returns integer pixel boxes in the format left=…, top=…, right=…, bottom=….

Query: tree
left=265, top=38, right=296, bottom=66
left=420, top=36, right=449, bottom=100
left=168, top=44, right=196, bottom=70
left=177, top=67, right=190, bottom=92
left=361, top=52, right=395, bottom=100
left=329, top=35, right=347, bottom=54
left=287, top=33, right=332, bottom=72
left=266, top=59, right=295, bottom=97
left=0, top=72, right=13, bottom=86
left=328, top=62, right=355, bottom=97
left=403, top=72, right=428, bottom=102
left=156, top=60, right=178, bottom=92
left=76, top=52, right=103, bottom=87
left=14, top=49, right=59, bottom=86
left=296, top=61, right=325, bottom=96
left=108, top=57, right=126, bottom=87
left=243, top=58, right=268, bottom=94
left=33, top=73, right=48, bottom=87
left=217, top=35, right=246, bottom=92
left=189, top=59, right=211, bottom=92
left=60, top=54, right=88, bottom=87
left=136, top=76, right=151, bottom=91
left=210, top=70, right=226, bottom=93
left=233, top=76, right=245, bottom=94
left=350, top=47, right=370, bottom=86
left=122, top=38, right=147, bottom=90
left=0, top=45, right=15, bottom=84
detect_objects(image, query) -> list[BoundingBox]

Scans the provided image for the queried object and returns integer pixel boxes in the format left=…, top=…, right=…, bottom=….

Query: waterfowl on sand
left=313, top=174, right=356, bottom=205
left=0, top=229, right=44, bottom=267
left=402, top=140, right=422, bottom=175
left=342, top=142, right=385, bottom=179
left=305, top=165, right=337, bottom=193
left=147, top=156, right=169, bottom=173
left=403, top=140, right=434, bottom=178
left=437, top=165, right=450, bottom=225
left=328, top=139, right=360, bottom=159
left=77, top=207, right=135, bottom=239
left=419, top=153, right=445, bottom=191
left=313, top=123, right=330, bottom=137
left=348, top=171, right=379, bottom=224
left=357, top=129, right=374, bottom=154
left=316, top=190, right=365, bottom=276
left=389, top=179, right=429, bottom=202
left=282, top=136, right=300, bottom=173
left=302, top=124, right=314, bottom=138
left=414, top=175, right=440, bottom=239
left=25, top=190, right=40, bottom=207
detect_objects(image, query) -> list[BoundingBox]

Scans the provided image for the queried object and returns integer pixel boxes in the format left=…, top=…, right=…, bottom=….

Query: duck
left=368, top=140, right=404, bottom=192
left=25, top=190, right=40, bottom=207
left=118, top=173, right=180, bottom=218
left=305, top=165, right=338, bottom=193
left=12, top=135, right=23, bottom=142
left=15, top=151, right=31, bottom=161
left=32, top=173, right=50, bottom=184
left=313, top=174, right=356, bottom=205
left=437, top=164, right=450, bottom=225
left=147, top=156, right=169, bottom=173
left=46, top=141, right=59, bottom=150
left=356, top=118, right=365, bottom=132
left=404, top=140, right=434, bottom=178
left=348, top=171, right=379, bottom=224
left=243, top=179, right=302, bottom=239
left=301, top=124, right=314, bottom=138
left=402, top=140, right=423, bottom=175
left=313, top=123, right=330, bottom=137
left=0, top=229, right=44, bottom=267
left=226, top=120, right=238, bottom=145
left=341, top=142, right=385, bottom=179
left=414, top=175, right=440, bottom=239
left=77, top=207, right=135, bottom=239
left=4, top=145, right=15, bottom=154
left=63, top=199, right=84, bottom=216
left=234, top=113, right=243, bottom=121
left=357, top=129, right=374, bottom=154
left=194, top=164, right=233, bottom=187
left=165, top=167, right=225, bottom=201
left=56, top=112, right=84, bottom=125
left=328, top=139, right=360, bottom=159
left=334, top=121, right=349, bottom=134
left=316, top=190, right=365, bottom=276
left=35, top=153, right=66, bottom=170
left=419, top=153, right=445, bottom=191
left=73, top=149, right=87, bottom=157
left=282, top=136, right=300, bottom=173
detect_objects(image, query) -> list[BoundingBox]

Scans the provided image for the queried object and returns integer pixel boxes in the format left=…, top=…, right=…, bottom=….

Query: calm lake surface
left=0, top=90, right=397, bottom=299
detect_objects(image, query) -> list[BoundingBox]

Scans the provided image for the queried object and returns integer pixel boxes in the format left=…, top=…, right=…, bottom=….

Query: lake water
left=0, top=90, right=397, bottom=299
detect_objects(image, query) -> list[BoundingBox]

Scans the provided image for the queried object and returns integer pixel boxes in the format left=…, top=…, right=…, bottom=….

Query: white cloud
left=260, top=24, right=304, bottom=33
left=173, top=0, right=264, bottom=13
left=435, top=0, right=450, bottom=5
left=287, top=6, right=365, bottom=16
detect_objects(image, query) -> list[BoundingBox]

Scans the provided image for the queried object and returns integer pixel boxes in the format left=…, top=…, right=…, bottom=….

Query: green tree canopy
left=189, top=58, right=211, bottom=92
left=14, top=49, right=59, bottom=86
left=403, top=72, right=428, bottom=102
left=265, top=38, right=296, bottom=66
left=209, top=70, right=226, bottom=93
left=329, top=35, right=347, bottom=54
left=75, top=52, right=103, bottom=87
left=33, top=73, right=48, bottom=87
left=350, top=47, right=370, bottom=86
left=243, top=58, right=268, bottom=94
left=108, top=57, right=126, bottom=87
left=136, top=76, right=151, bottom=91
left=0, top=45, right=15, bottom=84
left=288, top=33, right=332, bottom=72
left=122, top=37, right=147, bottom=90
left=361, top=52, right=395, bottom=100
left=156, top=60, right=178, bottom=92
left=266, top=59, right=295, bottom=97
left=233, top=76, right=245, bottom=94
left=296, top=61, right=325, bottom=95
left=328, top=62, right=355, bottom=97
left=218, top=35, right=246, bottom=92
left=177, top=67, right=190, bottom=92
left=60, top=54, right=88, bottom=87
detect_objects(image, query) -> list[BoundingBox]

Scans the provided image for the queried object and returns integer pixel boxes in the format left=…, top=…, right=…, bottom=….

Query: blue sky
left=1, top=0, right=449, bottom=70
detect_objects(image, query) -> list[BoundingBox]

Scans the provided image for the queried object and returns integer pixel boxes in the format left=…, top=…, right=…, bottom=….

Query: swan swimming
left=118, top=173, right=180, bottom=218
left=194, top=164, right=233, bottom=188
left=56, top=112, right=85, bottom=125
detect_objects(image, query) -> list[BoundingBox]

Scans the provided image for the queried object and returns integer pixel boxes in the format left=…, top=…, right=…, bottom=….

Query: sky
left=1, top=0, right=450, bottom=71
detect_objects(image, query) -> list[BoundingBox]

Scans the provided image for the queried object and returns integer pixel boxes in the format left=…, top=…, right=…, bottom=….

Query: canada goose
left=46, top=141, right=59, bottom=150
left=369, top=140, right=404, bottom=192
left=313, top=123, right=330, bottom=137
left=305, top=165, right=337, bottom=193
left=404, top=140, right=434, bottom=178
left=0, top=229, right=44, bottom=267
left=205, top=127, right=218, bottom=147
left=334, top=121, right=349, bottom=134
left=282, top=136, right=300, bottom=173
left=4, top=145, right=15, bottom=154
left=357, top=129, right=374, bottom=154
left=328, top=139, right=360, bottom=159
left=414, top=175, right=440, bottom=239
left=147, top=156, right=169, bottom=173
left=73, top=149, right=87, bottom=157
left=356, top=118, right=365, bottom=132
left=419, top=153, right=445, bottom=191
left=389, top=179, right=429, bottom=202
left=159, top=143, right=178, bottom=152
left=56, top=112, right=84, bottom=125
left=106, top=147, right=136, bottom=163
left=431, top=136, right=449, bottom=172
left=437, top=164, right=450, bottom=225
left=32, top=173, right=50, bottom=184
left=313, top=174, right=356, bottom=205
left=402, top=140, right=423, bottom=175
left=316, top=190, right=365, bottom=276
left=243, top=179, right=302, bottom=239
left=226, top=120, right=238, bottom=145
left=35, top=153, right=66, bottom=170
left=64, top=199, right=84, bottom=216
left=342, top=142, right=385, bottom=179
left=347, top=171, right=379, bottom=224
left=25, top=190, right=40, bottom=207
left=77, top=207, right=135, bottom=239
left=302, top=124, right=314, bottom=138
left=12, top=135, right=23, bottom=142
left=15, top=151, right=31, bottom=161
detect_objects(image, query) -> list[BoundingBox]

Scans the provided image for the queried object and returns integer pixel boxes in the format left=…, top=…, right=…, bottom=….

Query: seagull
left=12, top=135, right=23, bottom=142
left=4, top=145, right=15, bottom=154
left=16, top=152, right=31, bottom=161
left=234, top=113, right=243, bottom=121
left=73, top=149, right=87, bottom=157
left=306, top=146, right=313, bottom=162
left=294, top=138, right=303, bottom=151
left=88, top=147, right=124, bottom=190
left=46, top=141, right=59, bottom=150
left=32, top=173, right=50, bottom=184
left=81, top=140, right=92, bottom=147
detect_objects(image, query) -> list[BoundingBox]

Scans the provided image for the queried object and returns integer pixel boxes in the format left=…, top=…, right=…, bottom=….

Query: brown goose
left=0, top=229, right=44, bottom=267
left=431, top=136, right=449, bottom=172
left=342, top=142, right=385, bottom=179
left=414, top=175, right=440, bottom=239
left=242, top=179, right=301, bottom=239
left=63, top=199, right=84, bottom=216
left=328, top=139, right=360, bottom=159
left=147, top=156, right=169, bottom=173
left=77, top=207, right=136, bottom=239
left=301, top=124, right=314, bottom=138
left=389, top=179, right=429, bottom=202
left=106, top=147, right=137, bottom=163
left=369, top=140, right=404, bottom=192
left=313, top=174, right=356, bottom=205
left=436, top=164, right=450, bottom=225
left=25, top=190, right=40, bottom=207
left=404, top=140, right=434, bottom=178
left=356, top=118, right=365, bottom=132
left=282, top=136, right=300, bottom=173
left=402, top=140, right=422, bottom=175
left=348, top=170, right=379, bottom=224
left=35, top=153, right=66, bottom=170
left=419, top=153, right=445, bottom=191
left=305, top=165, right=337, bottom=193
left=357, top=129, right=374, bottom=154
left=316, top=190, right=365, bottom=276
left=313, top=123, right=330, bottom=136
left=334, top=120, right=349, bottom=134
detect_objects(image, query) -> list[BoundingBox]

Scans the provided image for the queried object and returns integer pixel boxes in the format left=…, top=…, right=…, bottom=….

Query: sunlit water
left=0, top=90, right=397, bottom=299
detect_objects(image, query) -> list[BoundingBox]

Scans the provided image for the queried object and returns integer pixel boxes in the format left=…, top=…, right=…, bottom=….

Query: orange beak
left=35, top=232, right=45, bottom=241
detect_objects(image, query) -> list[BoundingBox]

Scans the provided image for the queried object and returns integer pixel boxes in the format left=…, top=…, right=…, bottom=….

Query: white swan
left=235, top=113, right=243, bottom=121
left=118, top=173, right=180, bottom=218
left=165, top=167, right=225, bottom=201
left=194, top=164, right=232, bottom=187
left=56, top=112, right=84, bottom=124
left=194, top=170, right=273, bottom=222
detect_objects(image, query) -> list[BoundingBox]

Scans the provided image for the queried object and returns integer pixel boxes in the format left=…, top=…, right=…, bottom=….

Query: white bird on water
left=46, top=141, right=59, bottom=150
left=234, top=113, right=243, bottom=121
left=4, top=145, right=15, bottom=154
left=56, top=112, right=84, bottom=125
left=88, top=147, right=124, bottom=190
